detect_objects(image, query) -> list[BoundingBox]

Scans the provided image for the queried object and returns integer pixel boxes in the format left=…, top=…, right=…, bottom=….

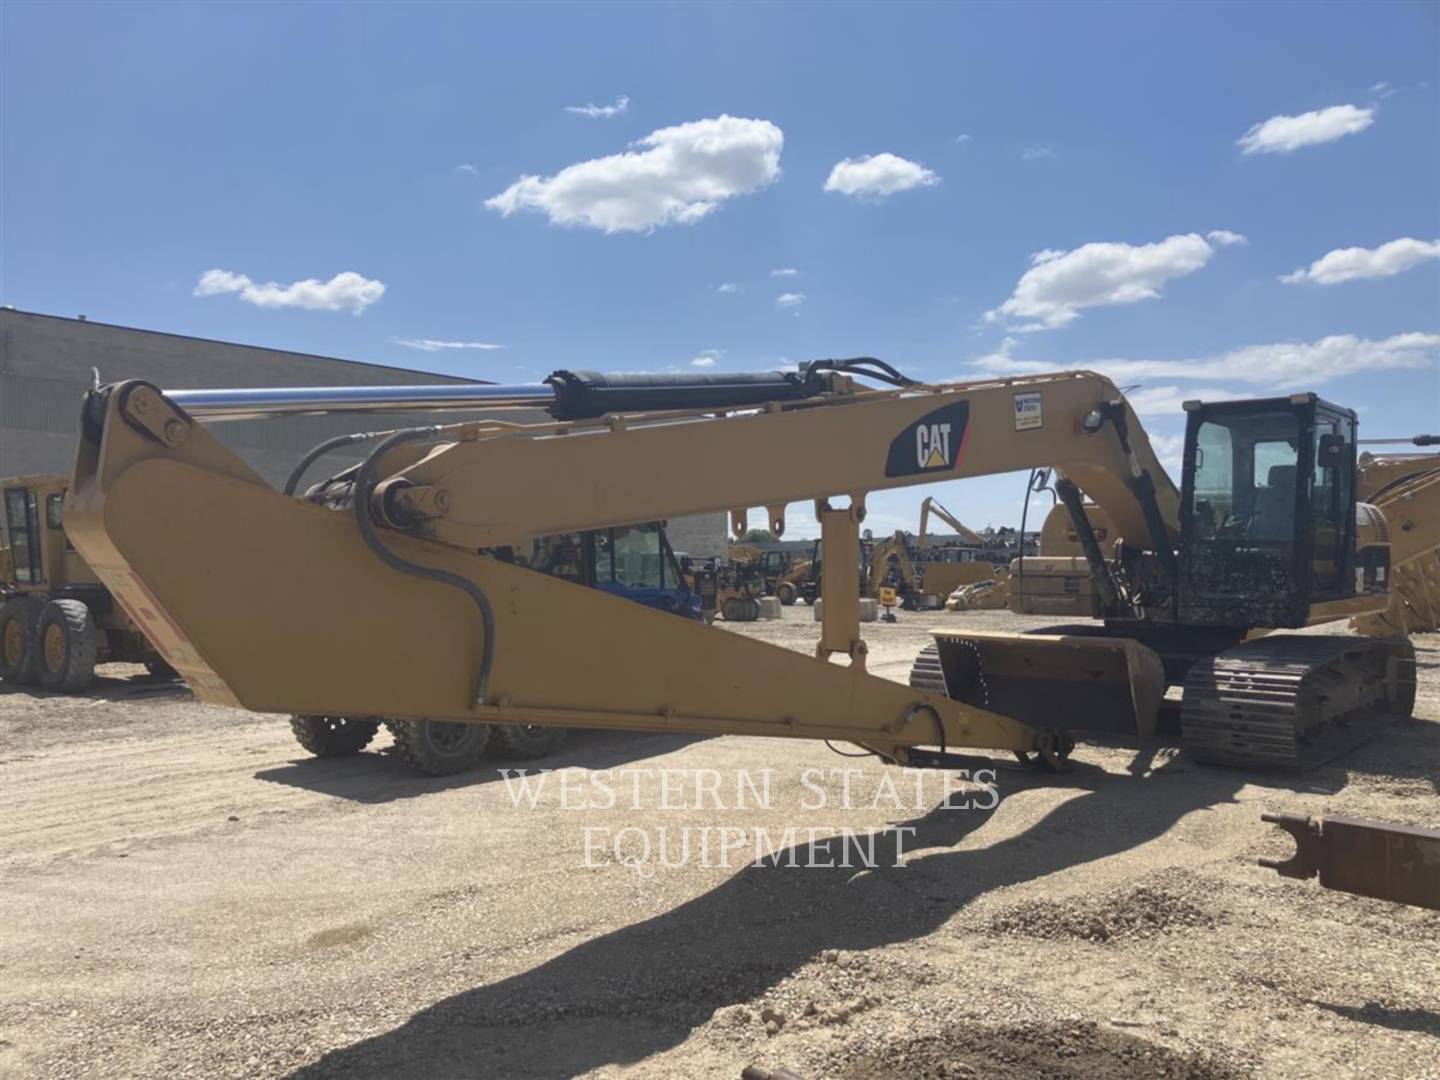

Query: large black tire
left=775, top=582, right=797, bottom=606
left=36, top=599, right=97, bottom=693
left=490, top=723, right=569, bottom=760
left=391, top=718, right=490, bottom=776
left=290, top=715, right=380, bottom=757
left=720, top=597, right=745, bottom=622
left=0, top=597, right=44, bottom=685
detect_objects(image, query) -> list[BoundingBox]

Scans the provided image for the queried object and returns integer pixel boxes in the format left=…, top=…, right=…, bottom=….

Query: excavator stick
left=911, top=630, right=1167, bottom=738
left=62, top=381, right=1046, bottom=762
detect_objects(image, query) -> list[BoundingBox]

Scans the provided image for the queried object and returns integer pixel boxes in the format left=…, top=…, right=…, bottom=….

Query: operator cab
left=1178, top=394, right=1366, bottom=627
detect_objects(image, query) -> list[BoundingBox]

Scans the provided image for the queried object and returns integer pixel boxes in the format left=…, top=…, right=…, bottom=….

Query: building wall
left=0, top=309, right=726, bottom=553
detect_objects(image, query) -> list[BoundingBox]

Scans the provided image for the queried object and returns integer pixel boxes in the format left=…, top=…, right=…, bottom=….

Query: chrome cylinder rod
left=164, top=382, right=555, bottom=421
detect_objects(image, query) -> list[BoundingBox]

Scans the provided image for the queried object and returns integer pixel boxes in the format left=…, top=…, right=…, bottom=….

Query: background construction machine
left=1, top=474, right=171, bottom=692
left=726, top=542, right=810, bottom=607
left=62, top=362, right=1414, bottom=776
left=915, top=495, right=1014, bottom=606
left=1349, top=441, right=1439, bottom=637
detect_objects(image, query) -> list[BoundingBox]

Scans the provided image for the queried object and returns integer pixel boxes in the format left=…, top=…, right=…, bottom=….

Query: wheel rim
left=43, top=623, right=66, bottom=673
left=3, top=621, right=22, bottom=667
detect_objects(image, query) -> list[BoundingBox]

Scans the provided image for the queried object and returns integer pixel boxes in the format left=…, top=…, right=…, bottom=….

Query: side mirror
left=1030, top=468, right=1051, bottom=493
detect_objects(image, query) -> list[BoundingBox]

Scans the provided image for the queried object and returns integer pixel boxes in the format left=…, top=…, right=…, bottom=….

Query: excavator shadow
left=253, top=730, right=712, bottom=805
left=288, top=758, right=1351, bottom=1079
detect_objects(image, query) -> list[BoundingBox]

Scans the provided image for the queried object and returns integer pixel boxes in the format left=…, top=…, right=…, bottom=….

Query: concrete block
left=758, top=596, right=783, bottom=620
left=812, top=597, right=880, bottom=623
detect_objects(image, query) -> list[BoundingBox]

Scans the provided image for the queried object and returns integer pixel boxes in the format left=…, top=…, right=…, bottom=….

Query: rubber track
left=1181, top=634, right=1416, bottom=769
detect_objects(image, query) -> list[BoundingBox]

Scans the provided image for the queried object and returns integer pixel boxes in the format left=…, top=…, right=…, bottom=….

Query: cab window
left=611, top=526, right=664, bottom=589
left=4, top=488, right=41, bottom=584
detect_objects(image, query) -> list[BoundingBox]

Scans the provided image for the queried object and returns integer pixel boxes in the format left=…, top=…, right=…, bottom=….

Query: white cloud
left=715, top=282, right=741, bottom=294
left=394, top=337, right=504, bottom=352
left=455, top=163, right=479, bottom=176
left=1021, top=145, right=1055, bottom=161
left=770, top=267, right=799, bottom=277
left=564, top=94, right=629, bottom=119
left=823, top=153, right=939, bottom=197
left=1122, top=385, right=1245, bottom=417
left=1206, top=230, right=1248, bottom=247
left=1237, top=104, right=1374, bottom=155
left=971, top=332, right=1438, bottom=389
left=194, top=269, right=384, bottom=314
left=486, top=115, right=783, bottom=233
left=775, top=292, right=806, bottom=307
left=1280, top=237, right=1440, bottom=285
left=954, top=134, right=972, bottom=143
left=984, top=233, right=1218, bottom=331
left=690, top=355, right=717, bottom=368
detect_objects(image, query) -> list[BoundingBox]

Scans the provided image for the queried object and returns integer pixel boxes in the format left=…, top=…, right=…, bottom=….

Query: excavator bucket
left=920, top=630, right=1166, bottom=737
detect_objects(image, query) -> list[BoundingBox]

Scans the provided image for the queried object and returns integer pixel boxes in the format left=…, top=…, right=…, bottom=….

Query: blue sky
left=3, top=2, right=1437, bottom=536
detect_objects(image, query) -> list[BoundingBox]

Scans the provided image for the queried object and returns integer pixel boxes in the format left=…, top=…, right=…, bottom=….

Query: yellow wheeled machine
left=1, top=474, right=171, bottom=692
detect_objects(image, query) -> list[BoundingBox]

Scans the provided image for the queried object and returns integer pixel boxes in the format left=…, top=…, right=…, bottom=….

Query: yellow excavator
left=61, top=361, right=1414, bottom=777
left=1350, top=440, right=1439, bottom=637
left=916, top=495, right=1011, bottom=604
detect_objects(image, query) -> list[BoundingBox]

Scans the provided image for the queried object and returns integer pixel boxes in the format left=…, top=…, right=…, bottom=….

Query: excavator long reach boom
left=63, top=362, right=1410, bottom=772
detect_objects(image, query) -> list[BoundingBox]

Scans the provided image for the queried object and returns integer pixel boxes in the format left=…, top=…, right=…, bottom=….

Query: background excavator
left=61, top=361, right=1414, bottom=778
left=916, top=495, right=1014, bottom=607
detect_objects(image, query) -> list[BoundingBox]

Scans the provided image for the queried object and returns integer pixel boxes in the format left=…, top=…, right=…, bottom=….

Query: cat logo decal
left=885, top=402, right=970, bottom=478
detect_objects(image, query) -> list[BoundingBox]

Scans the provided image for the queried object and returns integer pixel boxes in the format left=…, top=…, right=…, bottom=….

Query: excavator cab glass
left=1179, top=395, right=1357, bottom=627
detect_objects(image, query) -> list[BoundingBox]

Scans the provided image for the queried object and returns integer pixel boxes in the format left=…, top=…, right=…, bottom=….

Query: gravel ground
left=0, top=607, right=1436, bottom=1079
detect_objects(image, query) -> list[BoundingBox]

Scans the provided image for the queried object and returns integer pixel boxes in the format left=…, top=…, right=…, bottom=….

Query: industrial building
left=0, top=308, right=726, bottom=554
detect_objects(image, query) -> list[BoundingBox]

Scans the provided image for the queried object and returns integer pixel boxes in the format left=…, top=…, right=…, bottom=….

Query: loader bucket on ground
left=929, top=630, right=1166, bottom=737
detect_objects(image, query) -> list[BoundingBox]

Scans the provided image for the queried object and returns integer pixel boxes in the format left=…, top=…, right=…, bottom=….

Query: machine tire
left=391, top=718, right=490, bottom=776
left=36, top=599, right=97, bottom=693
left=745, top=598, right=761, bottom=620
left=720, top=597, right=745, bottom=622
left=775, top=582, right=797, bottom=606
left=289, top=715, right=380, bottom=757
left=0, top=597, right=44, bottom=685
left=490, top=723, right=568, bottom=760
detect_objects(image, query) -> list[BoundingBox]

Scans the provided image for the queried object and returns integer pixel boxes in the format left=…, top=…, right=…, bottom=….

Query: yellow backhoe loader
left=1, top=474, right=171, bottom=691
left=61, top=360, right=1414, bottom=778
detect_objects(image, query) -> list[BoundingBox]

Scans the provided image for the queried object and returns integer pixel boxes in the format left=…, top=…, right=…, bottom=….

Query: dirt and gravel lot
left=1, top=607, right=1437, bottom=1079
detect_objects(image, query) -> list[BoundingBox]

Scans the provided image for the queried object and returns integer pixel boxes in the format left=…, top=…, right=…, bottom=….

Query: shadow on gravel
left=0, top=670, right=188, bottom=704
left=254, top=730, right=709, bottom=805
left=290, top=759, right=1345, bottom=1079
left=1312, top=1000, right=1440, bottom=1037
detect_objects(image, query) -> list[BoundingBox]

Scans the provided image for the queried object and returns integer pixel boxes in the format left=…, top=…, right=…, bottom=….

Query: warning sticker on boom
left=1013, top=391, right=1043, bottom=431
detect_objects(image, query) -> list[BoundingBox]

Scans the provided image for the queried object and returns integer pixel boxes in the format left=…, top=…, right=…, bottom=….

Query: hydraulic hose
left=284, top=429, right=392, bottom=497
left=352, top=426, right=496, bottom=706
